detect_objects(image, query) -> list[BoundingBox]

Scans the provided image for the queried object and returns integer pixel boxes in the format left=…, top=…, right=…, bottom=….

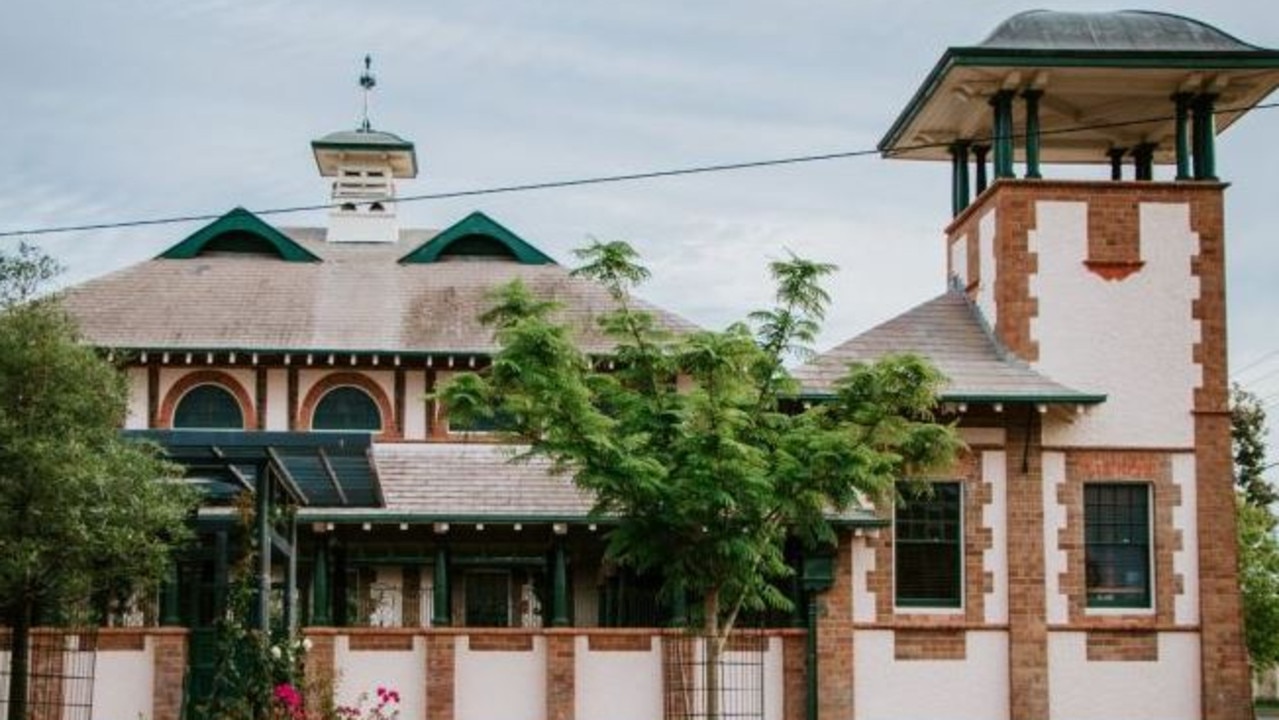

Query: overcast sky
left=2, top=0, right=1278, bottom=433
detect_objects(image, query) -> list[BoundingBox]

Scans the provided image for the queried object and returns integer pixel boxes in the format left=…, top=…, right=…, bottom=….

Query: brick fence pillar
left=816, top=535, right=854, bottom=720
left=425, top=633, right=455, bottom=720
left=781, top=633, right=805, bottom=720
left=546, top=632, right=576, bottom=720
left=303, top=629, right=337, bottom=717
left=151, top=628, right=189, bottom=720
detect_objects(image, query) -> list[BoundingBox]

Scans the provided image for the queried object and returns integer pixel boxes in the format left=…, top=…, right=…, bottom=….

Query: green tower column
left=1173, top=93, right=1193, bottom=180
left=1022, top=89, right=1043, bottom=179
left=1192, top=93, right=1218, bottom=180
left=1133, top=143, right=1156, bottom=181
left=1107, top=148, right=1127, bottom=181
left=973, top=145, right=990, bottom=195
left=312, top=540, right=332, bottom=626
left=949, top=141, right=971, bottom=216
left=989, top=90, right=1016, bottom=178
left=432, top=541, right=452, bottom=626
left=551, top=538, right=570, bottom=627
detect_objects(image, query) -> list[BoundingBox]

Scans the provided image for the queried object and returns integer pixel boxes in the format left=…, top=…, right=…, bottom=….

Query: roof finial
left=359, top=54, right=377, bottom=132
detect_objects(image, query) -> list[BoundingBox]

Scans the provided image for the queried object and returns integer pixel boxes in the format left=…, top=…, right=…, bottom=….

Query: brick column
left=29, top=630, right=66, bottom=720
left=151, top=628, right=189, bottom=720
left=782, top=633, right=806, bottom=720
left=661, top=634, right=693, bottom=720
left=425, top=634, right=455, bottom=720
left=546, top=632, right=576, bottom=720
left=1006, top=409, right=1048, bottom=720
left=303, top=629, right=337, bottom=717
left=816, top=535, right=854, bottom=720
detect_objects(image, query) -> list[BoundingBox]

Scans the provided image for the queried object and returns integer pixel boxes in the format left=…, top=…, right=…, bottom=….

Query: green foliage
left=1240, top=498, right=1279, bottom=670
left=440, top=241, right=962, bottom=636
left=0, top=243, right=196, bottom=616
left=1233, top=383, right=1277, bottom=507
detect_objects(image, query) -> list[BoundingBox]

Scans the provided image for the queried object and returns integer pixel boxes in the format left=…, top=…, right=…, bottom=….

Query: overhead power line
left=0, top=100, right=1276, bottom=240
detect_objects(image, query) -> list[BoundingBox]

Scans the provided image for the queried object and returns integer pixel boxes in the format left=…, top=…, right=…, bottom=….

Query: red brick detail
left=1085, top=631, right=1158, bottom=661
left=1086, top=195, right=1141, bottom=266
left=1005, top=408, right=1048, bottom=720
left=587, top=634, right=653, bottom=652
left=151, top=629, right=189, bottom=720
left=817, top=535, right=854, bottom=720
left=425, top=634, right=455, bottom=720
left=1083, top=260, right=1145, bottom=281
left=546, top=634, right=576, bottom=720
left=96, top=630, right=146, bottom=651
left=157, top=370, right=257, bottom=429
left=893, top=628, right=967, bottom=660
left=347, top=631, right=416, bottom=651
left=29, top=630, right=65, bottom=720
left=662, top=635, right=694, bottom=720
left=467, top=633, right=535, bottom=651
left=1056, top=452, right=1182, bottom=628
left=782, top=634, right=805, bottom=720
left=255, top=367, right=268, bottom=430
left=298, top=371, right=399, bottom=440
left=304, top=630, right=337, bottom=719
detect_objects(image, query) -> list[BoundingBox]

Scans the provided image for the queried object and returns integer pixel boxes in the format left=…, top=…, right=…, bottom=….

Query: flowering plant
left=335, top=686, right=401, bottom=720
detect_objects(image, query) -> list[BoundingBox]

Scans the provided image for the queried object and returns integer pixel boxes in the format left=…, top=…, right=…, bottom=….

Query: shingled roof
left=793, top=290, right=1103, bottom=404
left=62, top=226, right=697, bottom=356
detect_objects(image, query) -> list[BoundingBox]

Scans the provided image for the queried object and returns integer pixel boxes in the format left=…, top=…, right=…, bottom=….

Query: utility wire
left=1233, top=347, right=1279, bottom=379
left=1, top=100, right=1276, bottom=240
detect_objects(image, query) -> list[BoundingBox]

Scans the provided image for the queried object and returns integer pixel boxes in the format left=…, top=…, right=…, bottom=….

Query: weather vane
left=359, top=54, right=376, bottom=132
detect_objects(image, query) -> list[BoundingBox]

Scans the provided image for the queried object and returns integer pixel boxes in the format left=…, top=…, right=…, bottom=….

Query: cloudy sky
left=2, top=1, right=1278, bottom=425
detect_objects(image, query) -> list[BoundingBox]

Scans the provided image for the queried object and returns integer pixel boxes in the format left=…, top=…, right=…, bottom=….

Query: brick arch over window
left=158, top=370, right=257, bottom=430
left=299, top=372, right=398, bottom=439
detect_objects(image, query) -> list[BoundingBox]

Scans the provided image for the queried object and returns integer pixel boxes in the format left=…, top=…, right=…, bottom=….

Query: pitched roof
left=793, top=290, right=1103, bottom=404
left=978, top=10, right=1262, bottom=53
left=62, top=226, right=697, bottom=355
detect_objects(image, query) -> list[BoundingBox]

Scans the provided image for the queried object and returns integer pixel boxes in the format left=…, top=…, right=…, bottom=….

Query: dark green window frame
left=1085, top=483, right=1152, bottom=609
left=312, top=386, right=382, bottom=432
left=894, top=481, right=963, bottom=608
left=173, top=384, right=244, bottom=430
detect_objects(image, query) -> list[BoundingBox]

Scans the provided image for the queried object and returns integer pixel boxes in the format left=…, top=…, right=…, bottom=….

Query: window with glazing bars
left=894, top=482, right=962, bottom=608
left=1085, top=483, right=1151, bottom=608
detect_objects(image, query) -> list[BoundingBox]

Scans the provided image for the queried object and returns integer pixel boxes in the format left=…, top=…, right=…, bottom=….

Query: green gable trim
left=159, top=207, right=321, bottom=263
left=879, top=48, right=1279, bottom=154
left=796, top=389, right=1107, bottom=405
left=398, top=211, right=556, bottom=265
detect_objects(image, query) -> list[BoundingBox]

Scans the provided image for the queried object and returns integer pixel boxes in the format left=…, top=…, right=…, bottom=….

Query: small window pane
left=895, top=482, right=962, bottom=608
left=1085, top=483, right=1151, bottom=608
left=173, top=385, right=243, bottom=429
left=313, top=386, right=382, bottom=431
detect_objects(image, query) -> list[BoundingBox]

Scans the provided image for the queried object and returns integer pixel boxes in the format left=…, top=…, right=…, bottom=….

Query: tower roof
left=879, top=10, right=1279, bottom=164
left=311, top=128, right=418, bottom=178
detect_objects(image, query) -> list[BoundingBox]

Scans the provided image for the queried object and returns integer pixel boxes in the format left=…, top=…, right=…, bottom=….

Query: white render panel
left=334, top=634, right=427, bottom=720
left=983, top=450, right=1008, bottom=624
left=853, top=630, right=1010, bottom=720
left=266, top=369, right=289, bottom=430
left=959, top=427, right=1006, bottom=446
left=1032, top=201, right=1201, bottom=448
left=403, top=370, right=427, bottom=440
left=575, top=636, right=662, bottom=720
left=456, top=636, right=547, bottom=720
left=126, top=366, right=148, bottom=429
left=976, top=209, right=998, bottom=328
left=92, top=642, right=154, bottom=720
left=1171, top=453, right=1200, bottom=625
left=950, top=235, right=968, bottom=288
left=852, top=537, right=877, bottom=624
left=1043, top=451, right=1069, bottom=625
left=1047, top=632, right=1200, bottom=720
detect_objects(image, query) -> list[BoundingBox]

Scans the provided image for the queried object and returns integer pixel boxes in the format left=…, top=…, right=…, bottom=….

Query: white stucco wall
left=266, top=368, right=289, bottom=430
left=93, top=642, right=154, bottom=720
left=575, top=636, right=662, bottom=720
left=982, top=450, right=1008, bottom=624
left=1170, top=453, right=1200, bottom=625
left=1031, top=201, right=1201, bottom=448
left=976, top=209, right=998, bottom=328
left=851, top=537, right=877, bottom=624
left=853, top=630, right=1010, bottom=720
left=403, top=370, right=427, bottom=440
left=1042, top=450, right=1069, bottom=625
left=125, top=366, right=149, bottom=429
left=455, top=636, right=546, bottom=720
left=1047, top=632, right=1200, bottom=720
left=334, top=634, right=427, bottom=720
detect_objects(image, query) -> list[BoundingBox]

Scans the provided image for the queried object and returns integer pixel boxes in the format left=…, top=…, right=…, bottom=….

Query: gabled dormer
left=159, top=207, right=319, bottom=262
left=398, top=211, right=556, bottom=265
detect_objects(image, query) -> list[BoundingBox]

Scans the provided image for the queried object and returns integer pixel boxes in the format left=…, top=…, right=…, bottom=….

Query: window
left=894, top=482, right=962, bottom=608
left=173, top=384, right=243, bottom=429
left=465, top=571, right=511, bottom=627
left=313, top=386, right=382, bottom=432
left=1085, top=483, right=1151, bottom=609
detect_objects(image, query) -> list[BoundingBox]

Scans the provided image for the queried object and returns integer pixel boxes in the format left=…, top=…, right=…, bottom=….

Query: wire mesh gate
left=663, top=633, right=766, bottom=720
left=0, top=628, right=98, bottom=720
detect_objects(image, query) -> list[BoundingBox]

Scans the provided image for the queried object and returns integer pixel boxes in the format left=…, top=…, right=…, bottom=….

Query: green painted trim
left=310, top=140, right=414, bottom=152
left=158, top=207, right=321, bottom=263
left=879, top=47, right=1279, bottom=154
left=398, top=211, right=556, bottom=265
left=795, top=390, right=1107, bottom=405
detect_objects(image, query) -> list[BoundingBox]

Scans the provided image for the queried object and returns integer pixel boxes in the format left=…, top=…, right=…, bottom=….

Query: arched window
left=173, top=384, right=244, bottom=430
left=313, top=386, right=382, bottom=431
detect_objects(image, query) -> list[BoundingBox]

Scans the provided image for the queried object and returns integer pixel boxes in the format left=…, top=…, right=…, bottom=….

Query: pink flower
left=274, top=683, right=302, bottom=712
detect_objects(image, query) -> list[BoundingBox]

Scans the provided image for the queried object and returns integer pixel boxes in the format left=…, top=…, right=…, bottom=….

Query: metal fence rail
left=0, top=628, right=98, bottom=720
left=663, top=633, right=766, bottom=720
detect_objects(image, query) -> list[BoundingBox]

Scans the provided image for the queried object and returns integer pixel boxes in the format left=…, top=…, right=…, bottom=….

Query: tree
left=1232, top=383, right=1279, bottom=671
left=0, top=244, right=197, bottom=720
left=441, top=241, right=961, bottom=717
